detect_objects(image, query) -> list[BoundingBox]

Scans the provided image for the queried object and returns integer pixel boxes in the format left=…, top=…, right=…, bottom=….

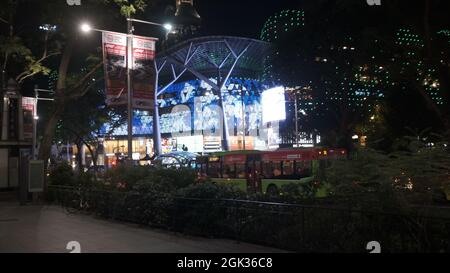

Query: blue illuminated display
left=101, top=77, right=269, bottom=137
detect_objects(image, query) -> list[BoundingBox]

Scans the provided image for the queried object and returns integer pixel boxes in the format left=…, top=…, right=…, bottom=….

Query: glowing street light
left=80, top=23, right=92, bottom=33
left=163, top=23, right=173, bottom=32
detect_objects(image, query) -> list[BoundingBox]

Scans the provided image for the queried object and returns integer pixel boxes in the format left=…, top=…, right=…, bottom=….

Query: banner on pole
left=22, top=97, right=36, bottom=142
left=103, top=31, right=128, bottom=106
left=102, top=31, right=157, bottom=110
left=132, top=36, right=156, bottom=110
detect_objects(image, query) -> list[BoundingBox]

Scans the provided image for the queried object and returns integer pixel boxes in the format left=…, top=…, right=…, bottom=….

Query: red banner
left=103, top=31, right=128, bottom=106
left=132, top=36, right=156, bottom=110
left=22, top=97, right=36, bottom=141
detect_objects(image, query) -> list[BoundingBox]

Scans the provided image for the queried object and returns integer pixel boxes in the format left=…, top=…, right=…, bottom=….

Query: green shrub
left=104, top=165, right=152, bottom=190
left=177, top=182, right=244, bottom=199
left=103, top=166, right=197, bottom=191
left=280, top=183, right=316, bottom=200
left=144, top=168, right=197, bottom=189
left=48, top=163, right=76, bottom=186
left=172, top=183, right=245, bottom=236
left=121, top=180, right=176, bottom=226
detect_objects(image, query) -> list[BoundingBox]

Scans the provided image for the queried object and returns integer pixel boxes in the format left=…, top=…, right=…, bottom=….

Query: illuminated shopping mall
left=91, top=1, right=286, bottom=168
left=59, top=1, right=326, bottom=169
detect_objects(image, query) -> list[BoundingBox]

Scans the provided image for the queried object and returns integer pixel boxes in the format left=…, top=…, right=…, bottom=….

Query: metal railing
left=47, top=185, right=450, bottom=252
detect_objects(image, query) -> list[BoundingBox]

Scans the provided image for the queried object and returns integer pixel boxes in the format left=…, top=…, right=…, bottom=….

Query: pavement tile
left=0, top=203, right=286, bottom=253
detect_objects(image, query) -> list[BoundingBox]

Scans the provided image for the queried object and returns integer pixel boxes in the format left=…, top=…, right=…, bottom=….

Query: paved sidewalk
left=0, top=203, right=285, bottom=253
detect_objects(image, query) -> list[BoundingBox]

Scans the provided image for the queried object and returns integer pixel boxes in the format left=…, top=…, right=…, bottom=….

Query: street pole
left=126, top=19, right=134, bottom=162
left=153, top=68, right=162, bottom=156
left=241, top=88, right=246, bottom=151
left=32, top=87, right=54, bottom=160
left=33, top=86, right=38, bottom=160
left=294, top=92, right=299, bottom=147
left=81, top=20, right=171, bottom=159
left=124, top=18, right=171, bottom=158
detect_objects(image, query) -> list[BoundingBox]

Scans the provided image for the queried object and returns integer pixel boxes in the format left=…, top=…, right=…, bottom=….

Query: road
left=0, top=202, right=285, bottom=253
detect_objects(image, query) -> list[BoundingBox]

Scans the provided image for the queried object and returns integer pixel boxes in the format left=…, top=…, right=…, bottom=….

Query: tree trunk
left=37, top=39, right=74, bottom=164
left=85, top=144, right=98, bottom=182
left=83, top=141, right=97, bottom=171
left=75, top=140, right=83, bottom=175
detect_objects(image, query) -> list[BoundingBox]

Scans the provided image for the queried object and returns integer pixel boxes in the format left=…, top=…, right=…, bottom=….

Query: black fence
left=47, top=185, right=450, bottom=253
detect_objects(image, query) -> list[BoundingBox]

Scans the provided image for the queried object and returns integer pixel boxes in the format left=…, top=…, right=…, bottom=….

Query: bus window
left=262, top=162, right=273, bottom=178
left=208, top=162, right=221, bottom=178
left=272, top=161, right=282, bottom=177
left=236, top=164, right=246, bottom=178
left=296, top=161, right=313, bottom=178
left=283, top=161, right=294, bottom=177
left=223, top=164, right=236, bottom=178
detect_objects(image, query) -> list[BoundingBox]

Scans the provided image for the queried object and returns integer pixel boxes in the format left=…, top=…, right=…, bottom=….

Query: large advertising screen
left=261, top=86, right=286, bottom=124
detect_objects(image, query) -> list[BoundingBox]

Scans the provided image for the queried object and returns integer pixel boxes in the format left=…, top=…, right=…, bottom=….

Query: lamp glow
left=80, top=23, right=92, bottom=33
left=163, top=23, right=173, bottom=32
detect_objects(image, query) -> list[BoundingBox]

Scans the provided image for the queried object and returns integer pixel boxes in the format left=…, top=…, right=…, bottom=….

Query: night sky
left=194, top=0, right=296, bottom=38
left=144, top=0, right=297, bottom=39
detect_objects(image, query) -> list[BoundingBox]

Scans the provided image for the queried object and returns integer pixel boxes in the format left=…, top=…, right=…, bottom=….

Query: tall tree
left=0, top=0, right=56, bottom=89
left=32, top=0, right=153, bottom=165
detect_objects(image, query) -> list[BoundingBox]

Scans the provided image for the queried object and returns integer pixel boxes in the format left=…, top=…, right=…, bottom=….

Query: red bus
left=196, top=148, right=347, bottom=197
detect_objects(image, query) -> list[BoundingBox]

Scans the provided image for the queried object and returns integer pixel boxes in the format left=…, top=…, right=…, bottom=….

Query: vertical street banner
left=132, top=36, right=157, bottom=110
left=102, top=32, right=157, bottom=110
left=102, top=31, right=128, bottom=106
left=22, top=97, right=36, bottom=142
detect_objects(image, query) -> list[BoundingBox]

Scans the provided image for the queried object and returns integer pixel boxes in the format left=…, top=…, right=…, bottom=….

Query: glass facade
left=98, top=77, right=284, bottom=159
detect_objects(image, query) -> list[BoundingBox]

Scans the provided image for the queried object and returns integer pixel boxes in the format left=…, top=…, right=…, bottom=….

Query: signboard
left=103, top=31, right=128, bottom=106
left=29, top=160, right=45, bottom=193
left=102, top=32, right=157, bottom=110
left=224, top=154, right=247, bottom=165
left=0, top=149, right=8, bottom=189
left=22, top=97, right=36, bottom=141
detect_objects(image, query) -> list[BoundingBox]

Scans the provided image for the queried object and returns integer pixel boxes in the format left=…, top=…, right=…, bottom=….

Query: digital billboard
left=261, top=86, right=286, bottom=124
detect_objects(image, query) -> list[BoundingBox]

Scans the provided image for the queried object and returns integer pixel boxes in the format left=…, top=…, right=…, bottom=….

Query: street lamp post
left=294, top=92, right=299, bottom=147
left=33, top=86, right=55, bottom=160
left=126, top=19, right=134, bottom=163
left=241, top=88, right=246, bottom=151
left=80, top=20, right=172, bottom=162
left=126, top=18, right=172, bottom=158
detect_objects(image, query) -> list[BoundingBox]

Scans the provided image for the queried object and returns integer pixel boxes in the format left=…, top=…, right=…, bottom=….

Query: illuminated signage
left=208, top=156, right=220, bottom=162
left=261, top=86, right=286, bottom=124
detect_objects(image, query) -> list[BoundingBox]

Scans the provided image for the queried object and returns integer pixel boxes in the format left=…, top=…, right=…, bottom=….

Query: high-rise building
left=395, top=28, right=445, bottom=105
left=260, top=9, right=305, bottom=43
left=261, top=9, right=306, bottom=84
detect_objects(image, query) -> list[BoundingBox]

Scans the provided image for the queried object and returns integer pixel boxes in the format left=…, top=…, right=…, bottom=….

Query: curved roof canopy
left=155, top=36, right=271, bottom=95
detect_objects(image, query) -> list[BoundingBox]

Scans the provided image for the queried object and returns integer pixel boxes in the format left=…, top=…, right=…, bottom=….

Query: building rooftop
left=157, top=36, right=272, bottom=80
